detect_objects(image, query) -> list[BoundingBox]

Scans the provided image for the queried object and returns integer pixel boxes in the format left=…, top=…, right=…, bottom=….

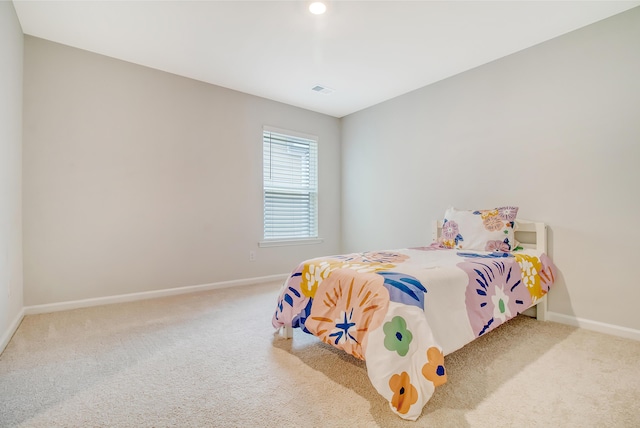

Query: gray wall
left=17, top=7, right=640, bottom=334
left=0, top=1, right=24, bottom=344
left=23, top=37, right=341, bottom=305
left=342, top=8, right=640, bottom=330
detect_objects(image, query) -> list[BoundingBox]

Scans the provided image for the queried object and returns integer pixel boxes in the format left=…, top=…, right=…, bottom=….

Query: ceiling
left=12, top=1, right=640, bottom=118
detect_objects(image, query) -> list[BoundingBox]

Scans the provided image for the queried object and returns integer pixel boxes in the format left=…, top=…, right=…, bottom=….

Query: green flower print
left=383, top=316, right=413, bottom=356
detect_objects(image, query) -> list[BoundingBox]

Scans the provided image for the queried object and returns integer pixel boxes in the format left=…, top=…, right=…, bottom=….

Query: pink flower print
left=498, top=206, right=518, bottom=222
left=485, top=240, right=510, bottom=252
left=459, top=259, right=532, bottom=337
left=441, top=220, right=459, bottom=240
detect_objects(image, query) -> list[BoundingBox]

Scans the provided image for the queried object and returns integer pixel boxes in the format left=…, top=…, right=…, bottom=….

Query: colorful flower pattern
left=498, top=206, right=518, bottom=222
left=511, top=253, right=557, bottom=303
left=481, top=210, right=505, bottom=232
left=441, top=220, right=460, bottom=240
left=377, top=272, right=427, bottom=309
left=458, top=259, right=532, bottom=337
left=422, top=347, right=447, bottom=387
left=485, top=240, right=511, bottom=252
left=440, top=219, right=464, bottom=249
left=513, top=253, right=545, bottom=302
left=272, top=264, right=310, bottom=330
left=383, top=316, right=413, bottom=356
left=300, top=259, right=397, bottom=298
left=389, top=372, right=419, bottom=415
left=300, top=260, right=333, bottom=298
left=442, top=207, right=517, bottom=250
left=274, top=246, right=557, bottom=421
left=305, top=269, right=390, bottom=360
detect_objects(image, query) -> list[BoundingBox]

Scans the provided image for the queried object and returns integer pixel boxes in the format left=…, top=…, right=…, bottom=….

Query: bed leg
left=536, top=296, right=548, bottom=321
left=280, top=325, right=293, bottom=339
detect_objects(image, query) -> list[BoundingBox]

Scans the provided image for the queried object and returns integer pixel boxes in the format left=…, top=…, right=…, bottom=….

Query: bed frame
left=279, top=219, right=548, bottom=338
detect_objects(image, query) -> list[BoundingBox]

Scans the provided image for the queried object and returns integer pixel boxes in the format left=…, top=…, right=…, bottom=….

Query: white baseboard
left=547, top=311, right=640, bottom=342
left=1, top=274, right=286, bottom=355
left=23, top=273, right=288, bottom=316
left=5, top=279, right=638, bottom=355
left=1, top=307, right=25, bottom=356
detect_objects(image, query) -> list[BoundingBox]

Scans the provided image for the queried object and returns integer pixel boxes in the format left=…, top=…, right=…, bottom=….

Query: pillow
left=439, top=206, right=518, bottom=251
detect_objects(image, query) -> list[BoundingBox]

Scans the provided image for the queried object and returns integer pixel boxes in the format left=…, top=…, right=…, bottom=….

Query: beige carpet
left=1, top=281, right=639, bottom=427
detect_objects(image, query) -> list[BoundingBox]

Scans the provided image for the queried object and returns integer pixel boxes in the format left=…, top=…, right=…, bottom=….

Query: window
left=262, top=127, right=319, bottom=244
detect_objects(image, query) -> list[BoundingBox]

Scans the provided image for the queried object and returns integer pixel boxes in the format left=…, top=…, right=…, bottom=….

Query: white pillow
left=439, top=206, right=518, bottom=251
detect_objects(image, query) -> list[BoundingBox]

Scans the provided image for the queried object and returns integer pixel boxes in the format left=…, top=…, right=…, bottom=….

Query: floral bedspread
left=272, top=247, right=556, bottom=420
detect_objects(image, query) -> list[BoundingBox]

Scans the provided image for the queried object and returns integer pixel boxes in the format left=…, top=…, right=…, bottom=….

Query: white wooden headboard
left=432, top=219, right=548, bottom=253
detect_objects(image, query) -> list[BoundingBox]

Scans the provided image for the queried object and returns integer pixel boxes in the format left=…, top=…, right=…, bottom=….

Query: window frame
left=259, top=126, right=323, bottom=248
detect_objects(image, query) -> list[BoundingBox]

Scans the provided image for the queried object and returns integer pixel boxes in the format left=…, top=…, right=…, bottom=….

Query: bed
left=272, top=207, right=557, bottom=420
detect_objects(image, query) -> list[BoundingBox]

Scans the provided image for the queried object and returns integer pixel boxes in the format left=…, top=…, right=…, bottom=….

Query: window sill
left=259, top=238, right=324, bottom=248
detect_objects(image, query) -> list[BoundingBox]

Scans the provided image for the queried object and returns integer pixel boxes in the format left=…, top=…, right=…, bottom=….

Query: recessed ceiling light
left=309, top=2, right=327, bottom=15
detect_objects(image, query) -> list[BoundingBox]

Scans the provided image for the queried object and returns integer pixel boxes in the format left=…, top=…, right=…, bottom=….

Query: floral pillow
left=439, top=206, right=518, bottom=251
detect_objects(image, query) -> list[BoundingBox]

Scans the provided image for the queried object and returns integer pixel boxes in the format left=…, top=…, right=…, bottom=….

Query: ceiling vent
left=311, top=85, right=334, bottom=94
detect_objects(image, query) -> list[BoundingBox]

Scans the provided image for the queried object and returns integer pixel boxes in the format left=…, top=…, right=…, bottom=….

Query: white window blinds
left=263, top=128, right=318, bottom=241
